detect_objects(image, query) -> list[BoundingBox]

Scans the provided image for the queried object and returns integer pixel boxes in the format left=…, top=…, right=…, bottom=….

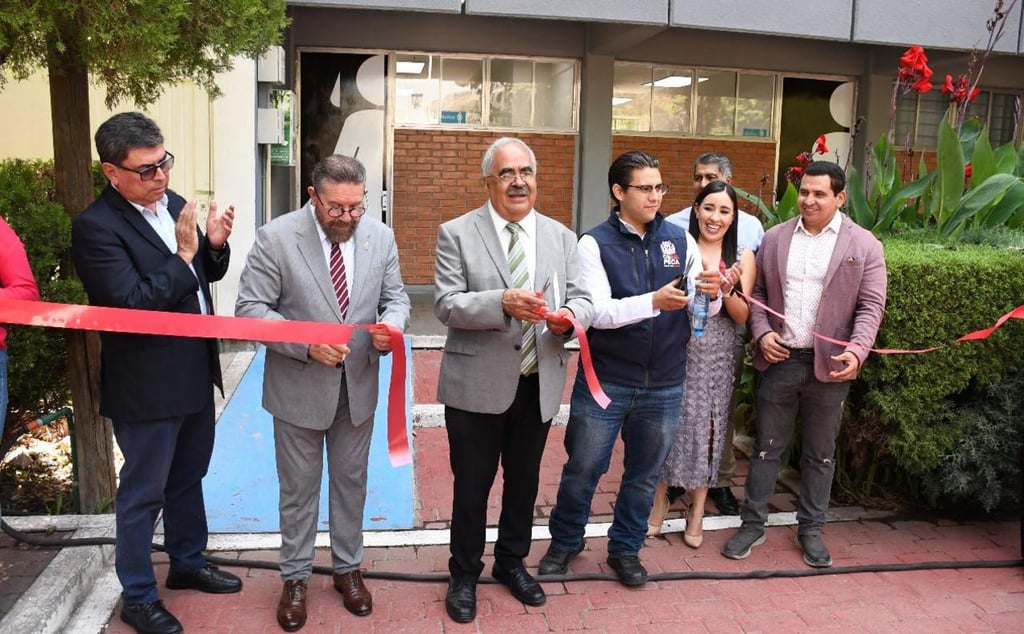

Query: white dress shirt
left=488, top=202, right=538, bottom=289
left=127, top=194, right=209, bottom=314
left=579, top=212, right=721, bottom=330
left=782, top=211, right=843, bottom=348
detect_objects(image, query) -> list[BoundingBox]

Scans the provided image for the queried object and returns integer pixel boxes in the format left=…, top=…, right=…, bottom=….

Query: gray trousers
left=274, top=378, right=373, bottom=580
left=740, top=353, right=850, bottom=535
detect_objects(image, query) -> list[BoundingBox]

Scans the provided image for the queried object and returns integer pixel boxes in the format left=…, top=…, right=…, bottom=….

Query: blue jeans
left=741, top=355, right=850, bottom=535
left=0, top=349, right=7, bottom=425
left=548, top=373, right=683, bottom=556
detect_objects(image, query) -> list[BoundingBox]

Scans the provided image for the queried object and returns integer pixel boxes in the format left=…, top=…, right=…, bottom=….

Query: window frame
left=895, top=86, right=1023, bottom=149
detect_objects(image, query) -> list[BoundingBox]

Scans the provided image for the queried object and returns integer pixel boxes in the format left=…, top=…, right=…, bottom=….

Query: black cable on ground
left=3, top=517, right=1021, bottom=584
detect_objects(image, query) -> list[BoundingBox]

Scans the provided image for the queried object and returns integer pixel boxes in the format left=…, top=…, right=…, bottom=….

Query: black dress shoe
left=708, top=486, right=740, bottom=515
left=121, top=600, right=183, bottom=634
left=606, top=554, right=648, bottom=587
left=166, top=563, right=242, bottom=594
left=445, top=578, right=477, bottom=623
left=537, top=542, right=585, bottom=576
left=493, top=564, right=546, bottom=606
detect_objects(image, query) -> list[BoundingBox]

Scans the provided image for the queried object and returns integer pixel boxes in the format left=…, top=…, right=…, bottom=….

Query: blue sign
left=441, top=110, right=468, bottom=124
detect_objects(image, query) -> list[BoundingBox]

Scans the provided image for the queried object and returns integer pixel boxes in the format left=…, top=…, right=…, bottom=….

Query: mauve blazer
left=749, top=213, right=887, bottom=382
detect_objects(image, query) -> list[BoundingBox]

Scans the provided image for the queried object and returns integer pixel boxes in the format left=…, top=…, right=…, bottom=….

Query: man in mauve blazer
left=235, top=154, right=409, bottom=632
left=722, top=160, right=887, bottom=569
left=434, top=138, right=592, bottom=624
left=72, top=112, right=239, bottom=634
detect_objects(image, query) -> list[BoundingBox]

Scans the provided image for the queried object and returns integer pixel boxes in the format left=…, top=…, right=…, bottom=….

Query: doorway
left=777, top=77, right=856, bottom=199
left=300, top=52, right=389, bottom=223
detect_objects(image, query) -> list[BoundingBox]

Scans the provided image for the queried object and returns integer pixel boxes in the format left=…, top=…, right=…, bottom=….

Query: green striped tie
left=506, top=222, right=538, bottom=375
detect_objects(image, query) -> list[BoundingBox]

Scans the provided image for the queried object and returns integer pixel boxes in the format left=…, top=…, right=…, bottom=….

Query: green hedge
left=838, top=233, right=1024, bottom=511
left=0, top=160, right=89, bottom=432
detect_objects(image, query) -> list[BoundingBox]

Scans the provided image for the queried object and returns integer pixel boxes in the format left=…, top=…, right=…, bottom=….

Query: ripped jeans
left=740, top=354, right=850, bottom=535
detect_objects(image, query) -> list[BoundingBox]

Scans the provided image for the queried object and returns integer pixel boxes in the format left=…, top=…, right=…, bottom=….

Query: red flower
left=964, top=163, right=973, bottom=179
left=941, top=74, right=955, bottom=95
left=795, top=151, right=812, bottom=167
left=899, top=46, right=927, bottom=71
left=968, top=87, right=981, bottom=102
left=815, top=135, right=829, bottom=154
left=942, top=74, right=980, bottom=104
left=897, top=45, right=934, bottom=94
left=911, top=77, right=933, bottom=93
left=786, top=165, right=804, bottom=184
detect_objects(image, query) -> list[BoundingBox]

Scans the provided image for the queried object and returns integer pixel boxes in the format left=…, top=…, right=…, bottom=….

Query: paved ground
left=92, top=427, right=1024, bottom=633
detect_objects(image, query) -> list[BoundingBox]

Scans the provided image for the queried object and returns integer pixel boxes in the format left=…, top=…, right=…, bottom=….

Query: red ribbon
left=0, top=299, right=411, bottom=466
left=544, top=312, right=610, bottom=409
left=736, top=291, right=1024, bottom=355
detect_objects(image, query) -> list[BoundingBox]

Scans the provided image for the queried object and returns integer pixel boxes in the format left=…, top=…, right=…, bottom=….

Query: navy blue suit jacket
left=72, top=185, right=229, bottom=423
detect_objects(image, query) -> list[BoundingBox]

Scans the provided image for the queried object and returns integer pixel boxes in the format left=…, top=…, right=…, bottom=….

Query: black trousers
left=445, top=374, right=551, bottom=579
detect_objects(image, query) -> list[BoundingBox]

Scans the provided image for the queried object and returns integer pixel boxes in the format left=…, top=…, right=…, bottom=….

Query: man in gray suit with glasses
left=236, top=154, right=410, bottom=632
left=434, top=137, right=592, bottom=624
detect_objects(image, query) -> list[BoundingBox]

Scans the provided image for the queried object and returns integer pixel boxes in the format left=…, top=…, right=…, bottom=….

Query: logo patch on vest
left=660, top=240, right=681, bottom=268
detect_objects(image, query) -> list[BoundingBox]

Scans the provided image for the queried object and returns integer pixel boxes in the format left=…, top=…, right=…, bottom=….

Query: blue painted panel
left=205, top=344, right=414, bottom=532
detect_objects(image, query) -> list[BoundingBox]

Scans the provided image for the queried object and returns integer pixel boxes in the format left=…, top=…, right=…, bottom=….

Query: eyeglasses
left=313, top=189, right=367, bottom=218
left=491, top=168, right=536, bottom=183
left=114, top=152, right=175, bottom=181
left=626, top=183, right=670, bottom=195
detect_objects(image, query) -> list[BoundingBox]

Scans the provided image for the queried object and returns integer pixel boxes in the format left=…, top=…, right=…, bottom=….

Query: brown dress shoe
left=277, top=579, right=308, bottom=632
left=333, top=570, right=372, bottom=616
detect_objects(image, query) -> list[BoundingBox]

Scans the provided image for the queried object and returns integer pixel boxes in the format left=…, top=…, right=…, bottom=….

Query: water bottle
left=690, top=291, right=709, bottom=337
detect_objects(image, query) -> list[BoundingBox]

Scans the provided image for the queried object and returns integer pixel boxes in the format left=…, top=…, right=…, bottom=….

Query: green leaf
left=957, top=116, right=983, bottom=163
left=984, top=179, right=1024, bottom=228
left=968, top=130, right=996, bottom=189
left=734, top=186, right=778, bottom=226
left=935, top=117, right=966, bottom=228
left=877, top=171, right=935, bottom=232
left=941, top=174, right=1021, bottom=237
left=993, top=142, right=1018, bottom=174
left=846, top=165, right=875, bottom=230
left=775, top=181, right=800, bottom=223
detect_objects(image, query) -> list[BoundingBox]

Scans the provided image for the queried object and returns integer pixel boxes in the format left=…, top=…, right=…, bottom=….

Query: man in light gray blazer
left=722, top=160, right=887, bottom=568
left=434, top=137, right=592, bottom=624
left=235, top=155, right=410, bottom=632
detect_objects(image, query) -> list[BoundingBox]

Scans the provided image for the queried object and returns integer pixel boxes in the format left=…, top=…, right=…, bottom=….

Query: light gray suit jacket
left=750, top=213, right=887, bottom=382
left=235, top=204, right=411, bottom=428
left=434, top=205, right=593, bottom=421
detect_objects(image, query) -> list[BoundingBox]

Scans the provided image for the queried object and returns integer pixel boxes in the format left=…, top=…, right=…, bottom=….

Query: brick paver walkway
left=99, top=427, right=1024, bottom=633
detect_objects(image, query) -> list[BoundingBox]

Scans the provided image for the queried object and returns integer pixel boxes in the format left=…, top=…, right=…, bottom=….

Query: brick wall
left=611, top=136, right=778, bottom=215
left=392, top=129, right=577, bottom=284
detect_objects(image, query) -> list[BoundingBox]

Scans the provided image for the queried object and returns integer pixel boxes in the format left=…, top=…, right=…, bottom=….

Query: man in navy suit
left=72, top=112, right=240, bottom=634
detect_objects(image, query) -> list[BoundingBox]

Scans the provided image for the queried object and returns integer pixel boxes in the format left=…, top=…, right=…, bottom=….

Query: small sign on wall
left=440, top=110, right=468, bottom=124
left=270, top=89, right=296, bottom=166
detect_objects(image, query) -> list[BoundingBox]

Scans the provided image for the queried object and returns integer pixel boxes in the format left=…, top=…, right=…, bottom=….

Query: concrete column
left=576, top=51, right=614, bottom=234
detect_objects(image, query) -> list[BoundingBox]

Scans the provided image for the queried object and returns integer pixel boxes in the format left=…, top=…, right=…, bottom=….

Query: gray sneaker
left=721, top=525, right=766, bottom=560
left=798, top=534, right=833, bottom=568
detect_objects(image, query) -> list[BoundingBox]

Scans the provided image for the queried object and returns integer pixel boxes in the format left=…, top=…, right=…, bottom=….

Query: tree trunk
left=47, top=57, right=117, bottom=513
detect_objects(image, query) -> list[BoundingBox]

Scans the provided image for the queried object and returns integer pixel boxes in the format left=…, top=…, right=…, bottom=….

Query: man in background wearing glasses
left=72, top=111, right=238, bottom=634
left=433, top=137, right=592, bottom=623
left=236, top=154, right=410, bottom=632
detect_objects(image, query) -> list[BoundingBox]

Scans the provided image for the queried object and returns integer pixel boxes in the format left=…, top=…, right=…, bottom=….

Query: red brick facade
left=611, top=135, right=778, bottom=215
left=391, top=130, right=778, bottom=284
left=392, top=129, right=577, bottom=284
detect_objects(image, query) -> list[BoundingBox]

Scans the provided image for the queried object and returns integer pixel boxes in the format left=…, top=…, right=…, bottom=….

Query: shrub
left=836, top=234, right=1024, bottom=508
left=0, top=160, right=87, bottom=433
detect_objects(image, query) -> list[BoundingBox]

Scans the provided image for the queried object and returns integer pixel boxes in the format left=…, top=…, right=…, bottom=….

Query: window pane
left=696, top=70, right=738, bottom=136
left=736, top=74, right=774, bottom=138
left=914, top=90, right=948, bottom=149
left=534, top=61, right=575, bottom=130
left=650, top=67, right=692, bottom=133
left=893, top=91, right=918, bottom=146
left=440, top=58, right=482, bottom=125
left=395, top=54, right=440, bottom=124
left=612, top=64, right=652, bottom=132
left=490, top=58, right=533, bottom=128
left=989, top=92, right=1020, bottom=146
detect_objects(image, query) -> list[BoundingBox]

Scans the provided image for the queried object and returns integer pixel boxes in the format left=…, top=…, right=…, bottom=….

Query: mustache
left=507, top=185, right=531, bottom=196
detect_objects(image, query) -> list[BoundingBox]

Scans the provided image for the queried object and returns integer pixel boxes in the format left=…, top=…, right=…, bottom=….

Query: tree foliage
left=0, top=0, right=289, bottom=107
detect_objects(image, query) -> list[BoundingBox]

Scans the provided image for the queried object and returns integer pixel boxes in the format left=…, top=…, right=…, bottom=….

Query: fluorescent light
left=643, top=75, right=709, bottom=88
left=612, top=97, right=633, bottom=106
left=397, top=61, right=425, bottom=74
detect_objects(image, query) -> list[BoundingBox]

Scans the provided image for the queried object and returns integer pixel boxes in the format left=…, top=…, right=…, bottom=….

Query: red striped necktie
left=330, top=242, right=350, bottom=319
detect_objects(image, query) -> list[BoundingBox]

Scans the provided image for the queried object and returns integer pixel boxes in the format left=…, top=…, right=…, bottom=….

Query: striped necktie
left=506, top=222, right=538, bottom=375
left=330, top=242, right=350, bottom=319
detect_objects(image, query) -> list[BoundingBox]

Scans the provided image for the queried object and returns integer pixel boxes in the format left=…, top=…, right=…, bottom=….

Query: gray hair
left=694, top=152, right=733, bottom=180
left=311, top=154, right=366, bottom=189
left=481, top=137, right=537, bottom=177
left=94, top=112, right=164, bottom=165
